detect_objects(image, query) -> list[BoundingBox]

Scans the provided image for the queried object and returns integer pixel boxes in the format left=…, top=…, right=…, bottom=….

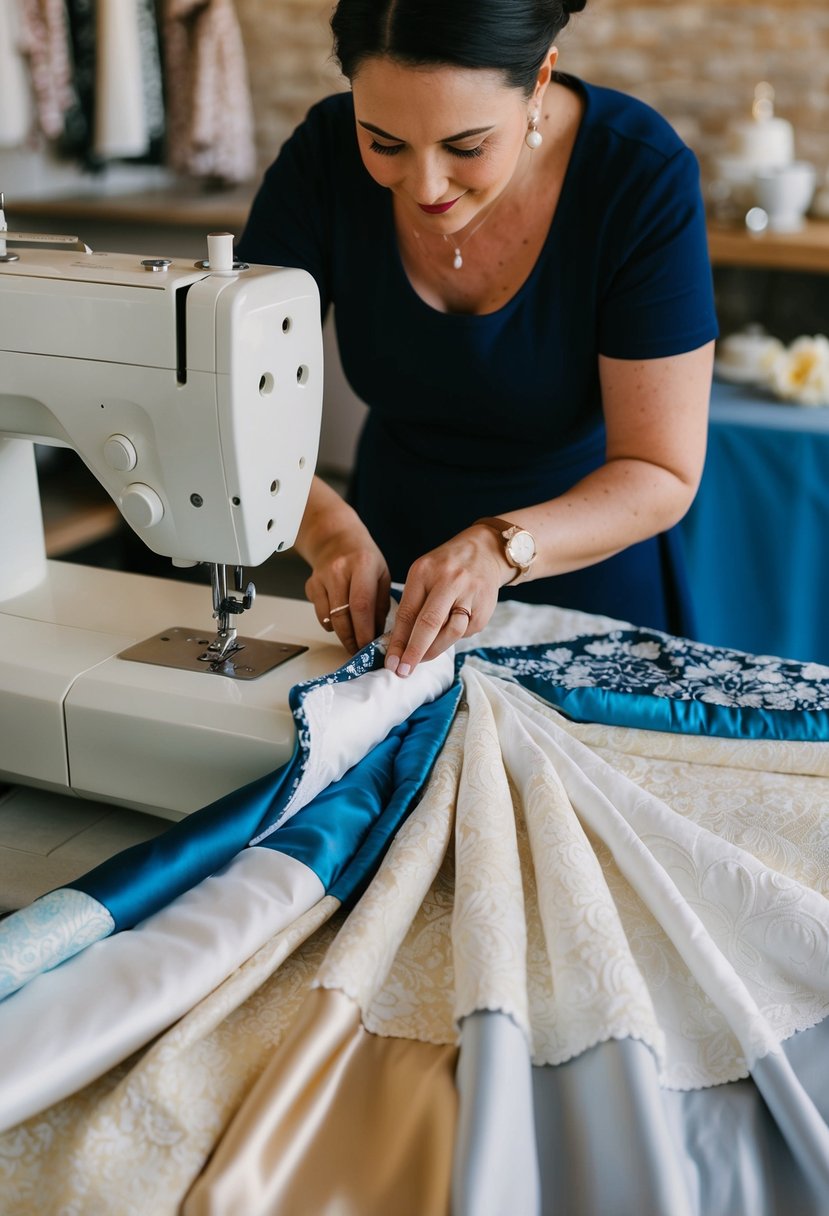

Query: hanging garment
left=18, top=0, right=74, bottom=140
left=93, top=0, right=149, bottom=159
left=0, top=0, right=33, bottom=147
left=162, top=0, right=256, bottom=184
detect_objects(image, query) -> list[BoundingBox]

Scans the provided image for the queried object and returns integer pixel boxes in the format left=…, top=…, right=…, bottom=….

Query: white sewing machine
left=0, top=208, right=343, bottom=820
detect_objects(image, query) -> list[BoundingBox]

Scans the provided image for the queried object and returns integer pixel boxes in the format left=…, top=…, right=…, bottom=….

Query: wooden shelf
left=7, top=184, right=253, bottom=232
left=707, top=219, right=829, bottom=274
left=14, top=191, right=829, bottom=274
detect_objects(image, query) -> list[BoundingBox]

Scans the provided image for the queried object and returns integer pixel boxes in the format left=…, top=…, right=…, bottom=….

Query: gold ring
left=450, top=605, right=472, bottom=621
left=322, top=603, right=350, bottom=625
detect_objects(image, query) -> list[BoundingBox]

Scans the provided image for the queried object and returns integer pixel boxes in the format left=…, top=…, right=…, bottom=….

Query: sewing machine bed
left=0, top=599, right=827, bottom=1216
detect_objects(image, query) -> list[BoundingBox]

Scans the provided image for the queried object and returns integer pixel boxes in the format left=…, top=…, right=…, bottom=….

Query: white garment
left=0, top=0, right=34, bottom=147
left=93, top=0, right=149, bottom=158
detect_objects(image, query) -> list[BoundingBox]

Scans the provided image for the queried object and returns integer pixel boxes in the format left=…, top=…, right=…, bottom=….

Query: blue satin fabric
left=69, top=749, right=303, bottom=931
left=69, top=642, right=387, bottom=931
left=505, top=680, right=829, bottom=743
left=70, top=677, right=460, bottom=932
left=265, top=684, right=462, bottom=904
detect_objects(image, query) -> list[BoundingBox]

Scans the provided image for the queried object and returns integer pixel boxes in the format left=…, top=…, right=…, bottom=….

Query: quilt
left=0, top=600, right=828, bottom=1216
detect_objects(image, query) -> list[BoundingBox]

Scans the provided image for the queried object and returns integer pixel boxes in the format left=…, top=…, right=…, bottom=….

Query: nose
left=405, top=153, right=450, bottom=206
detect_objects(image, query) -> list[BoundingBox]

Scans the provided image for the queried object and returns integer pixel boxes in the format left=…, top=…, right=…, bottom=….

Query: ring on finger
left=323, top=602, right=350, bottom=626
left=450, top=605, right=472, bottom=622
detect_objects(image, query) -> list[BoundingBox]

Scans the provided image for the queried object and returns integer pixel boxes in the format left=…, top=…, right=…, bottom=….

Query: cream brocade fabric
left=316, top=666, right=829, bottom=1089
left=2, top=657, right=829, bottom=1212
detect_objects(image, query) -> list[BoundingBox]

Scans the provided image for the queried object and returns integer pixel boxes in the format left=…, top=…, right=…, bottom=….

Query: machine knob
left=104, top=433, right=138, bottom=472
left=119, top=483, right=164, bottom=529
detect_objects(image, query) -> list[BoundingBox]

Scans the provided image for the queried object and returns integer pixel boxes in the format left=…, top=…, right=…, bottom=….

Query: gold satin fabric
left=184, top=986, right=458, bottom=1216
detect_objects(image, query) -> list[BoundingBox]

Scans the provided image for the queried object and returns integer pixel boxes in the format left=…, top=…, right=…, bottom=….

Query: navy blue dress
left=237, top=75, right=718, bottom=635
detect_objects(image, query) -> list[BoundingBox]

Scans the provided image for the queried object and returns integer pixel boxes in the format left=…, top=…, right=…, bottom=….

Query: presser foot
left=118, top=626, right=307, bottom=680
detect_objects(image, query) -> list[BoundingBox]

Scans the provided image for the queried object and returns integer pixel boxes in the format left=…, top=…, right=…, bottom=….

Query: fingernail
left=397, top=662, right=411, bottom=678
left=385, top=655, right=399, bottom=673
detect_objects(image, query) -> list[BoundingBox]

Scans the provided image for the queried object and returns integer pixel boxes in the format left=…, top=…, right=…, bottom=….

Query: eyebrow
left=358, top=121, right=495, bottom=143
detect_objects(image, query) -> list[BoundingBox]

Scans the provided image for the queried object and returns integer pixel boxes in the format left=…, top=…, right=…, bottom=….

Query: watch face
left=507, top=530, right=536, bottom=567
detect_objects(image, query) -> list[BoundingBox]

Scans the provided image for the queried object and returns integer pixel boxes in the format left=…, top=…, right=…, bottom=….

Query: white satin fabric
left=0, top=848, right=324, bottom=1131
left=251, top=643, right=454, bottom=843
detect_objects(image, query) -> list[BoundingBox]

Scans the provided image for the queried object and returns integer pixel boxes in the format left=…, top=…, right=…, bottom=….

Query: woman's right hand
left=305, top=527, right=391, bottom=654
left=297, top=477, right=391, bottom=654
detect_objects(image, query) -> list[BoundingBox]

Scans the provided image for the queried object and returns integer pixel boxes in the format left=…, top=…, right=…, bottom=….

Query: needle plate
left=119, top=626, right=307, bottom=680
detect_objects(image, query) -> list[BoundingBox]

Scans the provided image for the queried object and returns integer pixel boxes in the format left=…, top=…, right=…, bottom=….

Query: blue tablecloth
left=679, top=380, right=829, bottom=666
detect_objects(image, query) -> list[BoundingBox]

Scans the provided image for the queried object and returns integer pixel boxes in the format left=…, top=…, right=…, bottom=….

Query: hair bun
left=562, top=0, right=588, bottom=13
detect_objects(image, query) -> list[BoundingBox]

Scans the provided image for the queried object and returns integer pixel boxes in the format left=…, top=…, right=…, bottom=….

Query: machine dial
left=119, top=483, right=164, bottom=529
left=104, top=434, right=138, bottom=472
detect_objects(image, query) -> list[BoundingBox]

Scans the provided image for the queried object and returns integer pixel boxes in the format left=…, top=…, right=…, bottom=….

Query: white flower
left=802, top=662, right=829, bottom=681
left=542, top=647, right=573, bottom=664
left=630, top=641, right=662, bottom=660
left=584, top=640, right=620, bottom=657
left=766, top=334, right=829, bottom=406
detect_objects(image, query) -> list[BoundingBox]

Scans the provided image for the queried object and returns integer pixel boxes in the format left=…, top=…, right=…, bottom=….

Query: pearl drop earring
left=525, top=111, right=543, bottom=150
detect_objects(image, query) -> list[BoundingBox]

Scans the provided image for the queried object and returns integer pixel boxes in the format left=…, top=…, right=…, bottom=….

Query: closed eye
left=369, top=139, right=486, bottom=159
left=369, top=139, right=403, bottom=156
left=446, top=144, right=485, bottom=159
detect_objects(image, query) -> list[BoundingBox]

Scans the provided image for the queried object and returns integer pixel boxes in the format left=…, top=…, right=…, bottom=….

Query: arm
left=382, top=341, right=714, bottom=676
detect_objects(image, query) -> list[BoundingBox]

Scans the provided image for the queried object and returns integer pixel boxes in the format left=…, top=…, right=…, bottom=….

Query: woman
left=237, top=0, right=717, bottom=677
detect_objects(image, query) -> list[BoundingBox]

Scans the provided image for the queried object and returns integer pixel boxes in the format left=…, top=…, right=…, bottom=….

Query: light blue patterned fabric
left=472, top=629, right=829, bottom=741
left=0, top=889, right=113, bottom=1001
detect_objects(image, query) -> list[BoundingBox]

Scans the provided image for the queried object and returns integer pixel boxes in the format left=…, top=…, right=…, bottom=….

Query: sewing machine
left=0, top=209, right=343, bottom=820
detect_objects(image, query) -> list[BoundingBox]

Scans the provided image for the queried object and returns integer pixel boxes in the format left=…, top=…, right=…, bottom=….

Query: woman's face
left=350, top=56, right=538, bottom=232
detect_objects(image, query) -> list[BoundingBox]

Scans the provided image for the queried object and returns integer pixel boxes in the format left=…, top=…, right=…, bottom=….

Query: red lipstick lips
left=418, top=198, right=459, bottom=215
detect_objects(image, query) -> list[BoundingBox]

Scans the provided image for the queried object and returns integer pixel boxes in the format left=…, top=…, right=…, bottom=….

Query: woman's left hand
left=383, top=526, right=510, bottom=677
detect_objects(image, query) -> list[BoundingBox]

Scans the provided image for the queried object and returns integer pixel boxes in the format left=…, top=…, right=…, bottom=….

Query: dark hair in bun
left=331, top=0, right=588, bottom=95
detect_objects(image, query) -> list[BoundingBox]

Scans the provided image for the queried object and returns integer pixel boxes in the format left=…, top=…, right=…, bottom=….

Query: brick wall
left=236, top=0, right=829, bottom=187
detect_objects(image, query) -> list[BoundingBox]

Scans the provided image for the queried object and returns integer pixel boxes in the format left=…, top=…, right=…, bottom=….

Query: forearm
left=496, top=455, right=700, bottom=581
left=293, top=475, right=370, bottom=565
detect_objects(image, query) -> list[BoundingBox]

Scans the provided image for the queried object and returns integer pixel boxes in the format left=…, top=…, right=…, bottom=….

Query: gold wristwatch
left=474, top=516, right=537, bottom=585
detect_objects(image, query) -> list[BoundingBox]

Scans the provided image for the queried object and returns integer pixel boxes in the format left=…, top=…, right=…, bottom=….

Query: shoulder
left=575, top=77, right=688, bottom=165
left=297, top=90, right=356, bottom=142
left=265, top=90, right=360, bottom=184
left=563, top=75, right=704, bottom=239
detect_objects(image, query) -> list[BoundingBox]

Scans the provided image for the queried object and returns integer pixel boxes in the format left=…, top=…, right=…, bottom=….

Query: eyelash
left=369, top=139, right=485, bottom=160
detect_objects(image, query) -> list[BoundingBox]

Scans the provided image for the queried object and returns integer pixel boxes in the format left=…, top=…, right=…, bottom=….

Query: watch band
left=473, top=516, right=536, bottom=584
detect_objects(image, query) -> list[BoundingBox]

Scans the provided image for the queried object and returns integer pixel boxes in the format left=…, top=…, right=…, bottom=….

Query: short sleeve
left=598, top=145, right=718, bottom=360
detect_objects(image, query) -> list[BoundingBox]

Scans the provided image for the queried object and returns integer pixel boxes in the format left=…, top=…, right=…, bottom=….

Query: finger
left=385, top=590, right=457, bottom=677
left=419, top=605, right=474, bottom=663
left=328, top=601, right=359, bottom=654
left=347, top=584, right=382, bottom=652
left=307, top=577, right=348, bottom=634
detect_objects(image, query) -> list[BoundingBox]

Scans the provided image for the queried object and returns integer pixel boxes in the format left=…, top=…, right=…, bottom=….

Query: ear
left=534, top=45, right=559, bottom=101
